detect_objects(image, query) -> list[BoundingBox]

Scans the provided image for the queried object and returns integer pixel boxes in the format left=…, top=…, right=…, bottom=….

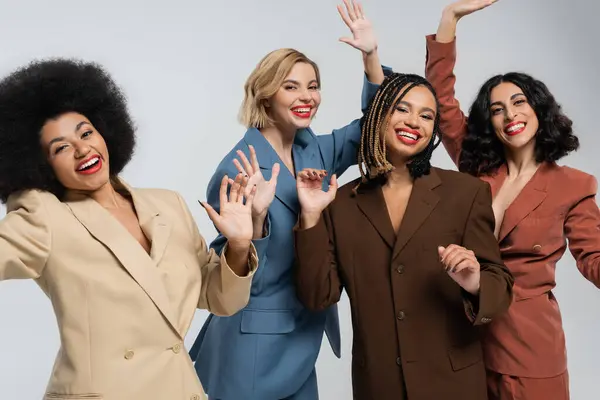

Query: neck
left=384, top=162, right=413, bottom=188
left=260, top=123, right=296, bottom=156
left=67, top=179, right=128, bottom=209
left=504, top=142, right=539, bottom=177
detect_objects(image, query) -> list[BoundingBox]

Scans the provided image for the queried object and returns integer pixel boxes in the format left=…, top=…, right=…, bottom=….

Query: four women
left=0, top=0, right=597, bottom=399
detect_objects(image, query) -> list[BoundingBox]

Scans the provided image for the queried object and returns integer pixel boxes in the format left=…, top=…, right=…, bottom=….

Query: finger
left=269, top=163, right=281, bottom=185
left=245, top=184, right=257, bottom=209
left=249, top=145, right=260, bottom=172
left=357, top=1, right=366, bottom=19
left=451, top=259, right=476, bottom=275
left=439, top=244, right=462, bottom=263
left=336, top=4, right=353, bottom=28
left=353, top=0, right=363, bottom=19
left=229, top=173, right=243, bottom=203
left=232, top=158, right=247, bottom=176
left=328, top=174, right=338, bottom=193
left=339, top=37, right=360, bottom=48
left=219, top=175, right=229, bottom=210
left=200, top=201, right=221, bottom=226
left=237, top=150, right=253, bottom=175
left=445, top=251, right=471, bottom=272
left=344, top=0, right=358, bottom=21
left=238, top=174, right=249, bottom=203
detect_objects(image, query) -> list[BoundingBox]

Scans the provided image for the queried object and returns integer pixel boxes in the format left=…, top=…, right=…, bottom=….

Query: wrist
left=362, top=45, right=379, bottom=57
left=227, top=240, right=251, bottom=253
left=300, top=211, right=322, bottom=229
left=442, top=6, right=460, bottom=23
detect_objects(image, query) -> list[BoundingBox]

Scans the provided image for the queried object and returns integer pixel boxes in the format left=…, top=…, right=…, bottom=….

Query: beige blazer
left=0, top=178, right=258, bottom=400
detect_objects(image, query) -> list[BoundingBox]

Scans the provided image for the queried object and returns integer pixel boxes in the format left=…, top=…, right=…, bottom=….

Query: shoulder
left=552, top=163, right=597, bottom=196
left=433, top=167, right=488, bottom=192
left=6, top=189, right=59, bottom=212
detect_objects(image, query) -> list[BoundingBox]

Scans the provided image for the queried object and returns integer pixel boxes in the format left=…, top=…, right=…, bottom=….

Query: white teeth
left=507, top=123, right=525, bottom=132
left=397, top=132, right=418, bottom=141
left=78, top=157, right=99, bottom=171
left=293, top=108, right=310, bottom=113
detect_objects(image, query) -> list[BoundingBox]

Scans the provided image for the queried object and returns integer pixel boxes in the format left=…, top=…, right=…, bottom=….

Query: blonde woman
left=189, top=1, right=387, bottom=399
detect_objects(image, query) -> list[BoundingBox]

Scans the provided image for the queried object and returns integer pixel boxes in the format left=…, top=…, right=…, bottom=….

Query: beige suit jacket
left=0, top=179, right=258, bottom=400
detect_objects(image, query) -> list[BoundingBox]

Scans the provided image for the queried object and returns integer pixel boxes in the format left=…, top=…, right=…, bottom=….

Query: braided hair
left=357, top=72, right=441, bottom=189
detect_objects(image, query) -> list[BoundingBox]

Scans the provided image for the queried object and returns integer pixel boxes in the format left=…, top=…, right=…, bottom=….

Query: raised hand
left=297, top=168, right=338, bottom=219
left=446, top=0, right=499, bottom=20
left=337, top=0, right=378, bottom=55
left=231, top=145, right=280, bottom=219
left=201, top=173, right=256, bottom=248
left=438, top=244, right=481, bottom=295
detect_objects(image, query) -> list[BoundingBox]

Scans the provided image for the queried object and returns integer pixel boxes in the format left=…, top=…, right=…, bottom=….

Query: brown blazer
left=294, top=168, right=513, bottom=400
left=0, top=178, right=258, bottom=400
left=425, top=34, right=600, bottom=378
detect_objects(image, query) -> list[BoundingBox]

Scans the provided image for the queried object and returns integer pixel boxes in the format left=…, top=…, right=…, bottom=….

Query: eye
left=284, top=85, right=297, bottom=91
left=491, top=107, right=503, bottom=115
left=395, top=107, right=409, bottom=113
left=514, top=99, right=526, bottom=106
left=81, top=130, right=93, bottom=138
left=421, top=114, right=434, bottom=121
left=54, top=144, right=68, bottom=155
left=309, top=85, right=319, bottom=91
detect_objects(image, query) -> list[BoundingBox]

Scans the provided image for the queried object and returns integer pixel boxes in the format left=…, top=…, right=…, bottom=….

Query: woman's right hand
left=444, top=0, right=499, bottom=21
left=296, top=168, right=338, bottom=229
left=437, top=0, right=499, bottom=43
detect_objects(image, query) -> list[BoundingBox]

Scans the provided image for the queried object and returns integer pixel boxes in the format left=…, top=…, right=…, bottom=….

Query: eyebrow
left=282, top=79, right=319, bottom=86
left=47, top=121, right=91, bottom=147
left=397, top=101, right=436, bottom=115
left=490, top=92, right=525, bottom=107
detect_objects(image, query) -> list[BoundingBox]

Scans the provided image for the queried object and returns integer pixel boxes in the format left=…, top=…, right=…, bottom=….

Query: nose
left=405, top=112, right=419, bottom=128
left=299, top=87, right=312, bottom=102
left=505, top=105, right=517, bottom=121
left=74, top=142, right=91, bottom=159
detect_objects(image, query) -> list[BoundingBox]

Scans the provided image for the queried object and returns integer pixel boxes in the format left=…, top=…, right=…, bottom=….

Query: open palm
left=232, top=145, right=279, bottom=218
left=337, top=0, right=378, bottom=54
left=297, top=169, right=338, bottom=216
left=201, top=174, right=255, bottom=244
left=449, top=0, right=499, bottom=19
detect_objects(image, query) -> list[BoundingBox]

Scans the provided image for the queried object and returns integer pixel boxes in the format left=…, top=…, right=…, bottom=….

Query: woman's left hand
left=201, top=173, right=255, bottom=249
left=438, top=244, right=481, bottom=295
left=337, top=0, right=378, bottom=55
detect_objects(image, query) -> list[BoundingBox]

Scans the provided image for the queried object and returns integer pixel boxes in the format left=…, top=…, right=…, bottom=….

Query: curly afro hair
left=459, top=72, right=579, bottom=176
left=0, top=58, right=136, bottom=202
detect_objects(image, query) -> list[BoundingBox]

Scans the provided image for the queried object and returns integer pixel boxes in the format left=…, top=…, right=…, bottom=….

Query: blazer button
left=396, top=265, right=405, bottom=274
left=532, top=244, right=542, bottom=252
left=190, top=394, right=201, bottom=400
left=124, top=350, right=134, bottom=360
left=172, top=343, right=182, bottom=354
left=397, top=311, right=405, bottom=320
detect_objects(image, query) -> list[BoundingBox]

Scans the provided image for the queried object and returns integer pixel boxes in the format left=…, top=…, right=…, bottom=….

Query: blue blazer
left=190, top=69, right=387, bottom=400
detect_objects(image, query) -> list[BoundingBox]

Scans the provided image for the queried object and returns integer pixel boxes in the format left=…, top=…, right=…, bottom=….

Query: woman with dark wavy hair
left=0, top=58, right=266, bottom=400
left=424, top=0, right=600, bottom=399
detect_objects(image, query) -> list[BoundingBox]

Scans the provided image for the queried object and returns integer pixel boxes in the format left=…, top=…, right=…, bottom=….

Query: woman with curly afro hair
left=424, top=0, right=600, bottom=399
left=0, top=58, right=268, bottom=400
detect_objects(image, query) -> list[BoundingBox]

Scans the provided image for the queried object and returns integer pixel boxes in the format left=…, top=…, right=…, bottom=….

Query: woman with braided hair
left=293, top=72, right=514, bottom=399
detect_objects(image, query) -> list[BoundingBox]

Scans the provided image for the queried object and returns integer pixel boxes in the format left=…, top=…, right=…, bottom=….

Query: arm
left=461, top=182, right=514, bottom=325
left=294, top=210, right=343, bottom=310
left=176, top=193, right=258, bottom=316
left=564, top=175, right=600, bottom=288
left=0, top=190, right=51, bottom=281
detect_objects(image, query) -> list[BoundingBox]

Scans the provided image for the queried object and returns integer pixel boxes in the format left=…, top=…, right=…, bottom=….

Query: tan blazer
left=0, top=178, right=258, bottom=400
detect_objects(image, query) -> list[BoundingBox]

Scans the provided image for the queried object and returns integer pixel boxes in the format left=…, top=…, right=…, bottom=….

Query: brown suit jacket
left=0, top=178, right=257, bottom=400
left=425, top=34, right=600, bottom=377
left=294, top=168, right=513, bottom=400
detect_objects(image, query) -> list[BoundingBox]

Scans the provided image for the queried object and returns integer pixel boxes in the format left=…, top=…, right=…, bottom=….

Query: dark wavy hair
left=0, top=58, right=136, bottom=202
left=459, top=72, right=578, bottom=176
left=357, top=72, right=441, bottom=189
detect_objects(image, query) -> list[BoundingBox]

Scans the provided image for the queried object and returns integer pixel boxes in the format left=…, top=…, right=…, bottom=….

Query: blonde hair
left=239, top=48, right=320, bottom=128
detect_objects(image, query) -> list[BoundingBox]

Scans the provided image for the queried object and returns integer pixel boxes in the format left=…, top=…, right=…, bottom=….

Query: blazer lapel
left=392, top=170, right=441, bottom=261
left=129, top=190, right=172, bottom=265
left=65, top=181, right=181, bottom=339
left=356, top=183, right=396, bottom=249
left=497, top=163, right=551, bottom=243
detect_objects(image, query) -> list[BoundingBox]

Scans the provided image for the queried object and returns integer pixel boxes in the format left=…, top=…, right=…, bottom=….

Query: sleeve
left=564, top=175, right=600, bottom=288
left=293, top=210, right=343, bottom=311
left=461, top=182, right=514, bottom=325
left=425, top=34, right=469, bottom=167
left=176, top=193, right=258, bottom=317
left=206, top=160, right=271, bottom=263
left=317, top=65, right=393, bottom=177
left=0, top=190, right=52, bottom=281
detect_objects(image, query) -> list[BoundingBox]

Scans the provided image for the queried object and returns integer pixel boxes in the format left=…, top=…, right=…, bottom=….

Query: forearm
left=436, top=7, right=460, bottom=43
left=223, top=241, right=253, bottom=277
left=363, top=49, right=384, bottom=85
left=252, top=213, right=267, bottom=240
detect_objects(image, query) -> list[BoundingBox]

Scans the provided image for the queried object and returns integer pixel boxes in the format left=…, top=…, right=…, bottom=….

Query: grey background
left=0, top=0, right=598, bottom=398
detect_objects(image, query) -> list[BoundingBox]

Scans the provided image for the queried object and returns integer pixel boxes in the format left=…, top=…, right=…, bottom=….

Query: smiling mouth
left=291, top=106, right=312, bottom=119
left=504, top=122, right=526, bottom=136
left=76, top=155, right=102, bottom=174
left=395, top=129, right=421, bottom=145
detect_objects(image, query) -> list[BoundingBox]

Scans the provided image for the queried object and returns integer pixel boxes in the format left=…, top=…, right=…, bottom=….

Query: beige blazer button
left=481, top=317, right=492, bottom=323
left=124, top=350, right=134, bottom=360
left=190, top=394, right=201, bottom=400
left=532, top=244, right=542, bottom=252
left=172, top=343, right=182, bottom=354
